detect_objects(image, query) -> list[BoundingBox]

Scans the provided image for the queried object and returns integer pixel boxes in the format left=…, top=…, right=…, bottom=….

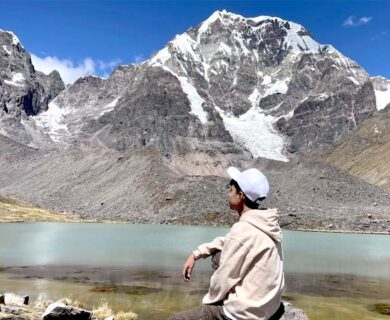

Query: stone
left=281, top=303, right=309, bottom=320
left=0, top=305, right=21, bottom=315
left=2, top=293, right=29, bottom=306
left=42, top=302, right=92, bottom=320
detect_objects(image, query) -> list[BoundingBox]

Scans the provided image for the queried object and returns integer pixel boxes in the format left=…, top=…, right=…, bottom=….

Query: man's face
left=228, top=184, right=243, bottom=212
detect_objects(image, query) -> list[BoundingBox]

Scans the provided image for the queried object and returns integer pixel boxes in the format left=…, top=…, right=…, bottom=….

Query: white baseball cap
left=227, top=167, right=270, bottom=201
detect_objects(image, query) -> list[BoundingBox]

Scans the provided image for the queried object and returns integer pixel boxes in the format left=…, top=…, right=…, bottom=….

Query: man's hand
left=182, top=253, right=197, bottom=282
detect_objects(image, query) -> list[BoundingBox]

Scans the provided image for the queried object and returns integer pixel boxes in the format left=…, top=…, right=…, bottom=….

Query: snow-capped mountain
left=371, top=76, right=390, bottom=111
left=0, top=11, right=381, bottom=161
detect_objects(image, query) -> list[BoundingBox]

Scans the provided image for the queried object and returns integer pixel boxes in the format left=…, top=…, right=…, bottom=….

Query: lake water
left=0, top=223, right=389, bottom=319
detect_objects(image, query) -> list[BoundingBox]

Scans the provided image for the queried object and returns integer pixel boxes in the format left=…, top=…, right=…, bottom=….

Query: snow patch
left=217, top=42, right=232, bottom=55
left=262, top=75, right=272, bottom=85
left=375, top=89, right=390, bottom=111
left=248, top=88, right=261, bottom=107
left=264, top=79, right=289, bottom=96
left=178, top=76, right=208, bottom=124
left=4, top=73, right=25, bottom=87
left=1, top=45, right=11, bottom=55
left=100, top=97, right=120, bottom=116
left=347, top=76, right=360, bottom=85
left=33, top=102, right=71, bottom=142
left=215, top=105, right=288, bottom=162
left=0, top=29, right=23, bottom=48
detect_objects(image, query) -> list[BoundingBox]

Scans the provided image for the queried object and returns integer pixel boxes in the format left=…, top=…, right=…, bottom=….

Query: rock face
left=0, top=29, right=64, bottom=146
left=1, top=11, right=379, bottom=161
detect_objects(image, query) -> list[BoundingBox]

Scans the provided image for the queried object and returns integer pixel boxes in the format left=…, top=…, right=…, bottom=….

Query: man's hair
left=229, top=179, right=265, bottom=210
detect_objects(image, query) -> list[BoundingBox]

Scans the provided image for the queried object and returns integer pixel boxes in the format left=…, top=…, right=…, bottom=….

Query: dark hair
left=229, top=179, right=265, bottom=210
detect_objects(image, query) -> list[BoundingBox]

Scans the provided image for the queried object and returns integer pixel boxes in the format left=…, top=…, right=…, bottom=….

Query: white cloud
left=372, top=31, right=388, bottom=40
left=31, top=54, right=121, bottom=84
left=343, top=15, right=373, bottom=27
left=359, top=16, right=373, bottom=25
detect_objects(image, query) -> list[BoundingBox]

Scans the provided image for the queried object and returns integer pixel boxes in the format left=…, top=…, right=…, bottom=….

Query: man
left=170, top=167, right=285, bottom=320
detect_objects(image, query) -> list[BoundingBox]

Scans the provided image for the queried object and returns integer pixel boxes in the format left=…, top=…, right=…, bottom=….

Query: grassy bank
left=0, top=195, right=80, bottom=223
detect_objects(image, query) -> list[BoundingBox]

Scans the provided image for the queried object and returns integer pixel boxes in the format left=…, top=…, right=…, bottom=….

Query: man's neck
left=238, top=206, right=251, bottom=217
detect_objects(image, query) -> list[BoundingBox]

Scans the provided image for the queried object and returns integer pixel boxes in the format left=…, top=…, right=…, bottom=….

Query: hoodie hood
left=239, top=209, right=282, bottom=242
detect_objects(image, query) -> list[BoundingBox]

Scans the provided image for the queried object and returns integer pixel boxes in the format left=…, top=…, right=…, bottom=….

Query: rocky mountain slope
left=0, top=133, right=389, bottom=232
left=0, top=29, right=64, bottom=146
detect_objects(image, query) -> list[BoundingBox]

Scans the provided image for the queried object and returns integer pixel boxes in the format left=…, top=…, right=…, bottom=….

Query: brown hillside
left=326, top=112, right=390, bottom=190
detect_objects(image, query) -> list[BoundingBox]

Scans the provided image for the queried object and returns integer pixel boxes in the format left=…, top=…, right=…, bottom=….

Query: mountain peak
left=0, top=29, right=24, bottom=48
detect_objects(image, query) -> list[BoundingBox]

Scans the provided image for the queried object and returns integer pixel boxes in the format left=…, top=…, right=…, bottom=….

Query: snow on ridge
left=215, top=105, right=288, bottom=162
left=197, top=11, right=222, bottom=42
left=150, top=47, right=171, bottom=65
left=0, top=29, right=23, bottom=48
left=171, top=33, right=201, bottom=63
left=4, top=73, right=25, bottom=87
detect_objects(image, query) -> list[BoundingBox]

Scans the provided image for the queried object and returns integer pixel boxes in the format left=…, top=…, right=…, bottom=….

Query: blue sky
left=1, top=0, right=389, bottom=83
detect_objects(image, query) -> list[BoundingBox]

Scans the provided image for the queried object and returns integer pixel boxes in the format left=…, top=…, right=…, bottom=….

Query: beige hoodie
left=193, top=209, right=284, bottom=320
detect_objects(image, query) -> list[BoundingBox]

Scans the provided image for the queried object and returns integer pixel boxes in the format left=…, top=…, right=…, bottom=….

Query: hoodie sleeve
left=193, top=236, right=226, bottom=260
left=202, top=235, right=252, bottom=304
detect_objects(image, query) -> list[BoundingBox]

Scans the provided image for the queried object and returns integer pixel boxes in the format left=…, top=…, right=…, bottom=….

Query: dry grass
left=57, top=298, right=85, bottom=308
left=115, top=311, right=138, bottom=320
left=326, top=113, right=390, bottom=190
left=92, top=302, right=114, bottom=319
left=0, top=194, right=80, bottom=223
left=92, top=301, right=137, bottom=320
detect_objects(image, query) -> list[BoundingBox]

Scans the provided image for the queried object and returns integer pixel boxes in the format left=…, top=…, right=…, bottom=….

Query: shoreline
left=1, top=219, right=389, bottom=235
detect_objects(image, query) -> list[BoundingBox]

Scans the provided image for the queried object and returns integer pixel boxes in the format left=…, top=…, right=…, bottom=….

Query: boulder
left=0, top=305, right=21, bottom=315
left=2, top=293, right=29, bottom=306
left=42, top=302, right=92, bottom=320
left=281, top=303, right=309, bottom=320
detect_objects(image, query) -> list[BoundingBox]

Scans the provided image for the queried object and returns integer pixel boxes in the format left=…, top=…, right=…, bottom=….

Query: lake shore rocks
left=0, top=291, right=309, bottom=320
left=42, top=302, right=92, bottom=320
left=281, top=303, right=309, bottom=320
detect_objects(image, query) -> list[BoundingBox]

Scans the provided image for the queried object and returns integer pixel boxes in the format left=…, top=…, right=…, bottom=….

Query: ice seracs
left=33, top=102, right=71, bottom=142
left=215, top=105, right=288, bottom=162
